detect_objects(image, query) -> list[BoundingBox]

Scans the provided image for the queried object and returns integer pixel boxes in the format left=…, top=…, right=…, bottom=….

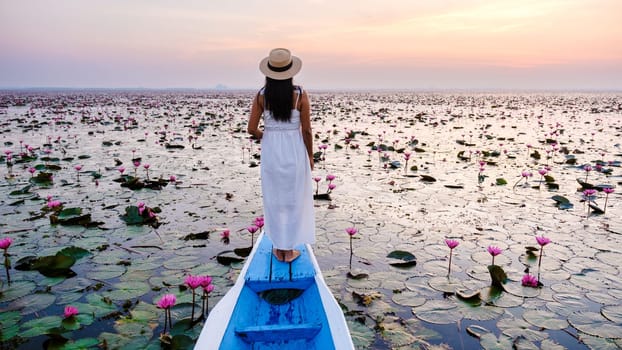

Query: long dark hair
left=264, top=77, right=293, bottom=122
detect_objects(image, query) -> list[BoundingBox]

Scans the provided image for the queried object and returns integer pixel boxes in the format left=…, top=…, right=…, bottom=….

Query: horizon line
left=1, top=86, right=621, bottom=93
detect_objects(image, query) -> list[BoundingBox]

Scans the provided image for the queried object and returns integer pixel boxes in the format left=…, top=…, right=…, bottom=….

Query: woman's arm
left=247, top=93, right=264, bottom=140
left=299, top=90, right=314, bottom=170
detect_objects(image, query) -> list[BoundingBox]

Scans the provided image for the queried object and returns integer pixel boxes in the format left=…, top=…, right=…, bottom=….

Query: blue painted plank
left=235, top=322, right=322, bottom=342
left=245, top=234, right=316, bottom=285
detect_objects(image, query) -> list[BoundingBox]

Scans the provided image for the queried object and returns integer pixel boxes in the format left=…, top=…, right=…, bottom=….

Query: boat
left=194, top=232, right=354, bottom=349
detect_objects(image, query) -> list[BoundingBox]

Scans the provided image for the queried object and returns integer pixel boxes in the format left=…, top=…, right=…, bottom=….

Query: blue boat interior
left=219, top=235, right=337, bottom=349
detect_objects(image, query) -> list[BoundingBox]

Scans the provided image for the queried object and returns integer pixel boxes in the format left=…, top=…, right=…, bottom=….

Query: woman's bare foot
left=283, top=249, right=301, bottom=263
left=272, top=248, right=285, bottom=262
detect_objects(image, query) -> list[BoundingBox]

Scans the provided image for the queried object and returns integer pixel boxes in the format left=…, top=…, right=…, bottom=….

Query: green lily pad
left=487, top=265, right=507, bottom=288
left=428, top=276, right=464, bottom=293
left=522, top=309, right=568, bottom=330
left=0, top=280, right=37, bottom=302
left=386, top=250, right=417, bottom=268
left=15, top=253, right=76, bottom=277
left=568, top=311, right=622, bottom=339
left=347, top=319, right=375, bottom=350
left=391, top=291, right=426, bottom=307
left=412, top=300, right=462, bottom=324
left=215, top=250, right=245, bottom=266
left=58, top=246, right=91, bottom=260
left=551, top=195, right=573, bottom=209
left=102, top=281, right=151, bottom=301
left=8, top=292, right=56, bottom=315
left=87, top=264, right=127, bottom=280
left=602, top=305, right=622, bottom=323
left=58, top=337, right=101, bottom=349
left=20, top=315, right=63, bottom=337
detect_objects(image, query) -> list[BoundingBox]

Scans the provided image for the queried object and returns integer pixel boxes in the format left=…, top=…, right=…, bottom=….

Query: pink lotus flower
left=221, top=229, right=230, bottom=238
left=487, top=246, right=502, bottom=256
left=63, top=305, right=79, bottom=318
left=137, top=202, right=145, bottom=208
left=521, top=171, right=532, bottom=178
left=313, top=177, right=321, bottom=183
left=326, top=174, right=336, bottom=182
left=169, top=175, right=176, bottom=183
left=538, top=168, right=547, bottom=176
left=327, top=183, right=336, bottom=192
left=445, top=239, right=459, bottom=275
left=133, top=160, right=140, bottom=167
left=583, top=189, right=597, bottom=198
left=203, top=283, right=215, bottom=293
left=74, top=165, right=82, bottom=171
left=445, top=239, right=459, bottom=249
left=184, top=275, right=202, bottom=322
left=487, top=245, right=502, bottom=265
left=156, top=294, right=176, bottom=309
left=603, top=187, right=615, bottom=194
left=345, top=227, right=358, bottom=236
left=0, top=237, right=12, bottom=250
left=143, top=163, right=150, bottom=169
left=521, top=274, right=539, bottom=287
left=199, top=276, right=213, bottom=288
left=118, top=166, right=125, bottom=174
left=535, top=236, right=550, bottom=247
left=28, top=167, right=36, bottom=175
left=253, top=217, right=264, bottom=229
left=184, top=275, right=201, bottom=290
left=247, top=225, right=259, bottom=246
left=346, top=227, right=358, bottom=270
left=47, top=200, right=62, bottom=209
left=156, top=293, right=176, bottom=332
left=404, top=152, right=411, bottom=161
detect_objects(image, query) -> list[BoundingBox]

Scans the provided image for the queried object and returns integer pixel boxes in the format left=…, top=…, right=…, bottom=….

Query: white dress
left=260, top=88, right=315, bottom=249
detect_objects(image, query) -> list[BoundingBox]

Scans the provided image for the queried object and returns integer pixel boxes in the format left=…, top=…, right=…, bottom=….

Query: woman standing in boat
left=247, top=48, right=315, bottom=263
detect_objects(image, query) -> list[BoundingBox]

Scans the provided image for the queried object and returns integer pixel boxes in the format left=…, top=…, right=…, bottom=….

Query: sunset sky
left=1, top=0, right=621, bottom=90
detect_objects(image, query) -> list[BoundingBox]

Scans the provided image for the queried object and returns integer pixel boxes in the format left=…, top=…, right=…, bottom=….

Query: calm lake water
left=1, top=90, right=621, bottom=349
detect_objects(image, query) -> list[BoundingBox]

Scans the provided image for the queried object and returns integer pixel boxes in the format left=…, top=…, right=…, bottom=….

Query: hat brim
left=259, top=56, right=302, bottom=80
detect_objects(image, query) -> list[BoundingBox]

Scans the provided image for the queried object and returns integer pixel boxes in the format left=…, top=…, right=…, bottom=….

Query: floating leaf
left=8, top=292, right=56, bottom=315
left=216, top=250, right=245, bottom=266
left=19, top=315, right=63, bottom=337
left=386, top=250, right=416, bottom=268
left=428, top=276, right=464, bottom=293
left=495, top=178, right=507, bottom=186
left=0, top=280, right=37, bottom=302
left=347, top=319, right=375, bottom=350
left=602, top=305, right=622, bottom=324
left=102, top=281, right=151, bottom=301
left=233, top=246, right=252, bottom=258
left=522, top=309, right=568, bottom=330
left=15, top=253, right=76, bottom=277
left=391, top=291, right=426, bottom=307
left=551, top=195, right=573, bottom=209
left=182, top=231, right=211, bottom=241
left=487, top=265, right=507, bottom=288
left=420, top=175, right=436, bottom=182
left=58, top=246, right=91, bottom=260
left=568, top=311, right=622, bottom=338
left=412, top=300, right=461, bottom=324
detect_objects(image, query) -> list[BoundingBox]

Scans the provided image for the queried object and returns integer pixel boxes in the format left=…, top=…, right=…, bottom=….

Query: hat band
left=267, top=61, right=293, bottom=72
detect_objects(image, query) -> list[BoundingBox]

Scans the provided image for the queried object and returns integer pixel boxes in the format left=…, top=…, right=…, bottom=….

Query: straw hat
left=259, top=48, right=302, bottom=80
